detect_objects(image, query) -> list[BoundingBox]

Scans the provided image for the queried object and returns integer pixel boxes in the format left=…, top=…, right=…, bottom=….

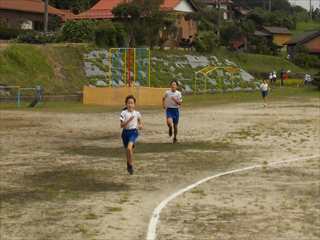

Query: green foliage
left=233, top=0, right=291, bottom=12
left=195, top=31, right=218, bottom=53
left=112, top=0, right=166, bottom=47
left=220, top=22, right=242, bottom=46
left=292, top=45, right=320, bottom=69
left=49, top=0, right=99, bottom=13
left=61, top=20, right=96, bottom=42
left=0, top=27, right=25, bottom=40
left=17, top=32, right=57, bottom=44
left=94, top=21, right=127, bottom=47
left=312, top=72, right=320, bottom=89
left=248, top=8, right=296, bottom=30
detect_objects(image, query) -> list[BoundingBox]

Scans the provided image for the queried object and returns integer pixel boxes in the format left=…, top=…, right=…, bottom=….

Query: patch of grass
left=106, top=207, right=122, bottom=213
left=64, top=141, right=232, bottom=158
left=1, top=86, right=318, bottom=112
left=191, top=188, right=207, bottom=197
left=0, top=44, right=88, bottom=94
left=293, top=21, right=320, bottom=37
left=0, top=169, right=129, bottom=204
left=84, top=213, right=99, bottom=220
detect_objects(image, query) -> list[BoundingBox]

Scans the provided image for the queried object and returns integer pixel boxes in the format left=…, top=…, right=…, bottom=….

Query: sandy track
left=0, top=99, right=319, bottom=240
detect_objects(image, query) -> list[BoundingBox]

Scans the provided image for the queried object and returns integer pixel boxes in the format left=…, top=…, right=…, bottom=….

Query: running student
left=120, top=95, right=143, bottom=175
left=163, top=80, right=182, bottom=143
left=260, top=79, right=269, bottom=107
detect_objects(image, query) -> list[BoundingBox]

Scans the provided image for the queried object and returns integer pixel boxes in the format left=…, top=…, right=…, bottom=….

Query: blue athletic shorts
left=166, top=108, right=180, bottom=125
left=261, top=91, right=268, bottom=98
left=122, top=129, right=139, bottom=148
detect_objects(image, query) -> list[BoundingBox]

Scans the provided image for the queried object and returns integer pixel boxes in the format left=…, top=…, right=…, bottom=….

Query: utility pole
left=309, top=0, right=312, bottom=20
left=44, top=0, right=48, bottom=33
left=268, top=0, right=272, bottom=12
left=217, top=0, right=221, bottom=40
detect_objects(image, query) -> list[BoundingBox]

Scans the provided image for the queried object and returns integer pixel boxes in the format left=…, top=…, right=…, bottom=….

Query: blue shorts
left=122, top=129, right=139, bottom=148
left=261, top=91, right=268, bottom=98
left=166, top=108, right=180, bottom=125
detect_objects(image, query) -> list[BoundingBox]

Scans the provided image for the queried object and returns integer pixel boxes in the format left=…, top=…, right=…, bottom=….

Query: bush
left=0, top=27, right=25, bottom=40
left=195, top=31, right=218, bottom=53
left=313, top=72, right=320, bottom=89
left=94, top=21, right=127, bottom=47
left=16, top=31, right=57, bottom=44
left=61, top=20, right=96, bottom=42
left=293, top=53, right=320, bottom=69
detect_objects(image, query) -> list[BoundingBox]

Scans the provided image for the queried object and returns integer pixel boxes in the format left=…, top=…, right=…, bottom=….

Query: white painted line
left=146, top=155, right=320, bottom=240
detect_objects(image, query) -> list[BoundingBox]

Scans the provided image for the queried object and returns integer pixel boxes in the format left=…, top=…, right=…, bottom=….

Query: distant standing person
left=280, top=69, right=285, bottom=87
left=272, top=71, right=277, bottom=85
left=163, top=80, right=182, bottom=144
left=269, top=72, right=273, bottom=85
left=260, top=79, right=269, bottom=107
left=304, top=73, right=312, bottom=87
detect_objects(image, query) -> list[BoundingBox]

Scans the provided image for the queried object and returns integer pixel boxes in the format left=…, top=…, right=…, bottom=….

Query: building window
left=21, top=20, right=33, bottom=30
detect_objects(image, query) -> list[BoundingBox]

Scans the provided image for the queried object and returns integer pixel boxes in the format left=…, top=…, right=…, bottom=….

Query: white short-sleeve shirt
left=260, top=83, right=269, bottom=92
left=164, top=90, right=182, bottom=109
left=120, top=110, right=141, bottom=130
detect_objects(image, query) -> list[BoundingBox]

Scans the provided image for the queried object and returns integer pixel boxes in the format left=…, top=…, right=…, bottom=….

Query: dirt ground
left=0, top=98, right=319, bottom=240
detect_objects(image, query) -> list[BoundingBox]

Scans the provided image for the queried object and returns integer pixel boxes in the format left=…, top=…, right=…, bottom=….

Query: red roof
left=66, top=0, right=196, bottom=20
left=0, top=0, right=63, bottom=15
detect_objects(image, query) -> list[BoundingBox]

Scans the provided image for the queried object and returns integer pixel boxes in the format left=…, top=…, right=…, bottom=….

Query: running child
left=120, top=95, right=143, bottom=175
left=260, top=79, right=269, bottom=107
left=162, top=80, right=182, bottom=144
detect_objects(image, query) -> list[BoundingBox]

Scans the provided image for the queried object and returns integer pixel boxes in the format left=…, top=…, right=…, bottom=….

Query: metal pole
left=148, top=49, right=151, bottom=87
left=44, top=0, right=49, bottom=33
left=269, top=0, right=272, bottom=12
left=310, top=0, right=312, bottom=20
left=17, top=87, right=21, bottom=107
left=217, top=0, right=221, bottom=40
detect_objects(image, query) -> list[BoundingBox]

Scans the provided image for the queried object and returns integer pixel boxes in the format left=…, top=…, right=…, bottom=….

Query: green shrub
left=17, top=32, right=57, bottom=44
left=195, top=31, right=218, bottom=53
left=0, top=27, right=25, bottom=40
left=313, top=72, right=320, bottom=89
left=292, top=45, right=320, bottom=68
left=61, top=20, right=96, bottom=42
left=94, top=21, right=127, bottom=47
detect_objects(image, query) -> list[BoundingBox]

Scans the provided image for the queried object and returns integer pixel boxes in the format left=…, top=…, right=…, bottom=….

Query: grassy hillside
left=0, top=44, right=308, bottom=94
left=0, top=44, right=89, bottom=94
left=293, top=21, right=320, bottom=37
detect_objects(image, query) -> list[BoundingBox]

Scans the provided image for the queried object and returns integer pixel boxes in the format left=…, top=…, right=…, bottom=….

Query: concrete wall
left=83, top=86, right=168, bottom=107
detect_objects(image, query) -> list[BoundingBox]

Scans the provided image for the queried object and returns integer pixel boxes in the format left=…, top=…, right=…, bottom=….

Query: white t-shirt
left=164, top=90, right=182, bottom=109
left=260, top=83, right=269, bottom=92
left=120, top=110, right=141, bottom=130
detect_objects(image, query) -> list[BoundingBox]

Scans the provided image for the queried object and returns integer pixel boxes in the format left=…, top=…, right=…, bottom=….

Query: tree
left=49, top=0, right=99, bottom=13
left=112, top=0, right=166, bottom=47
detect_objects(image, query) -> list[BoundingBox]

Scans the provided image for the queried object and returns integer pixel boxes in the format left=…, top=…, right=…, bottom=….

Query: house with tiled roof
left=66, top=0, right=198, bottom=47
left=286, top=31, right=320, bottom=56
left=0, top=0, right=64, bottom=30
left=66, top=0, right=197, bottom=20
left=254, top=26, right=292, bottom=47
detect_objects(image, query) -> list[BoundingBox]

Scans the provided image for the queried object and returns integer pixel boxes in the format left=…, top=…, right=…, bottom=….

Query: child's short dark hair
left=170, top=80, right=179, bottom=86
left=125, top=95, right=136, bottom=104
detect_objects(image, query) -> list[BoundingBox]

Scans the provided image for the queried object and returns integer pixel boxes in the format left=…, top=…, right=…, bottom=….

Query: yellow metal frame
left=194, top=65, right=240, bottom=93
left=109, top=48, right=151, bottom=88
